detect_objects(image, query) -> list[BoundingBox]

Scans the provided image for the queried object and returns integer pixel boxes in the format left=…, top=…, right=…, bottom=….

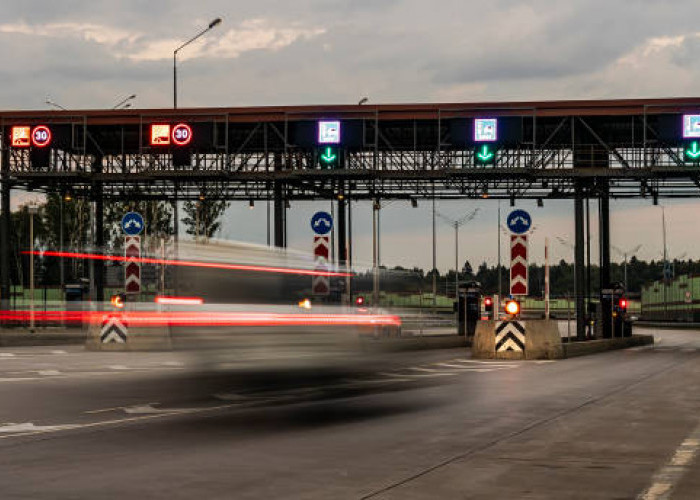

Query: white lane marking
left=0, top=402, right=253, bottom=441
left=379, top=371, right=455, bottom=379
left=409, top=367, right=445, bottom=373
left=37, top=370, right=62, bottom=377
left=0, top=353, right=16, bottom=358
left=123, top=404, right=190, bottom=415
left=445, top=359, right=521, bottom=367
left=108, top=365, right=130, bottom=370
left=638, top=421, right=700, bottom=499
left=85, top=402, right=160, bottom=414
left=161, top=361, right=185, bottom=367
left=436, top=362, right=519, bottom=370
left=0, top=377, right=41, bottom=382
left=0, top=422, right=77, bottom=433
left=343, top=377, right=413, bottom=385
left=447, top=358, right=520, bottom=366
left=51, top=350, right=68, bottom=355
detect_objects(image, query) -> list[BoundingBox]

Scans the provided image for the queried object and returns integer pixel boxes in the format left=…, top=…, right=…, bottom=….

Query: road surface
left=0, top=326, right=698, bottom=499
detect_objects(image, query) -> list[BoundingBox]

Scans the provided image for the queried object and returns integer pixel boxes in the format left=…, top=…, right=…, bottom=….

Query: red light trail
left=22, top=251, right=352, bottom=278
left=0, top=310, right=401, bottom=328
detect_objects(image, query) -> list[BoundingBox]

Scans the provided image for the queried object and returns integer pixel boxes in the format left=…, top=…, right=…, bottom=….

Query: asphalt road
left=0, top=326, right=699, bottom=499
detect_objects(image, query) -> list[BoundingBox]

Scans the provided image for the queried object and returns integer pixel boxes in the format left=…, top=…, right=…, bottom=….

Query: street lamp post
left=437, top=209, right=480, bottom=298
left=172, top=17, right=222, bottom=290
left=112, top=94, right=137, bottom=110
left=612, top=244, right=642, bottom=292
left=173, top=17, right=222, bottom=109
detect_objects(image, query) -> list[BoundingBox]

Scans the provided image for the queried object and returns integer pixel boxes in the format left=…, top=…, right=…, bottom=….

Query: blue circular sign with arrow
left=311, top=211, right=333, bottom=235
left=507, top=209, right=532, bottom=234
left=121, top=212, right=145, bottom=236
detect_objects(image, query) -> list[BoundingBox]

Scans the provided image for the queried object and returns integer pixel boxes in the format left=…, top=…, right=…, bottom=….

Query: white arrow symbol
left=510, top=216, right=529, bottom=227
left=314, top=218, right=331, bottom=228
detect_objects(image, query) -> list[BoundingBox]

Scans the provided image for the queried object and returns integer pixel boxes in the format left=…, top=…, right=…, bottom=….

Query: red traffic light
left=619, top=298, right=628, bottom=310
left=484, top=297, right=493, bottom=307
left=355, top=296, right=365, bottom=306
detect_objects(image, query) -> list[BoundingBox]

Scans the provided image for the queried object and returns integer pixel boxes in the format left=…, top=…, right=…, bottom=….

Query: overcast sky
left=2, top=0, right=700, bottom=272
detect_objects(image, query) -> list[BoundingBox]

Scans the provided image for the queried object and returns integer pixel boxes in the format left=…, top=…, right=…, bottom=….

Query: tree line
left=10, top=194, right=228, bottom=287
left=353, top=256, right=690, bottom=298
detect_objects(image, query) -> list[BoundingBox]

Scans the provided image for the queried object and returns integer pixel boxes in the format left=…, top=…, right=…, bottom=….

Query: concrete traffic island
left=472, top=319, right=654, bottom=359
left=85, top=311, right=172, bottom=352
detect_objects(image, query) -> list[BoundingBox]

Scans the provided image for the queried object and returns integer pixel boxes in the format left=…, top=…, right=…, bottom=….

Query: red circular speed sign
left=31, top=125, right=52, bottom=148
left=171, top=123, right=192, bottom=146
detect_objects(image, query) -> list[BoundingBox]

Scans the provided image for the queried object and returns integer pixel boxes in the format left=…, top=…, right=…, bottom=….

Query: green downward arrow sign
left=321, top=147, right=337, bottom=163
left=476, top=145, right=495, bottom=162
left=686, top=141, right=700, bottom=160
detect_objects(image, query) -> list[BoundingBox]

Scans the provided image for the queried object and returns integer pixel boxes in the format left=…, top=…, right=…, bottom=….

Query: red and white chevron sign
left=510, top=234, right=528, bottom=296
left=125, top=236, right=141, bottom=294
left=312, top=236, right=330, bottom=295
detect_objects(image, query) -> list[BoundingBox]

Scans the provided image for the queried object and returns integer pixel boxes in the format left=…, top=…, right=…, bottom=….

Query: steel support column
left=575, top=186, right=586, bottom=341
left=599, top=182, right=611, bottom=338
left=0, top=143, right=9, bottom=312
left=273, top=181, right=285, bottom=248
left=92, top=156, right=104, bottom=303
left=337, top=195, right=347, bottom=264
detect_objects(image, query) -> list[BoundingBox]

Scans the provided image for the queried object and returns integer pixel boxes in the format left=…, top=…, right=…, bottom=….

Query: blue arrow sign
left=311, top=211, right=333, bottom=235
left=121, top=212, right=144, bottom=236
left=507, top=209, right=532, bottom=235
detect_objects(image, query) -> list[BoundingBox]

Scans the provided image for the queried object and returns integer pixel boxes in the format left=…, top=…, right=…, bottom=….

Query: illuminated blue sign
left=683, top=115, right=700, bottom=138
left=318, top=121, right=341, bottom=144
left=474, top=118, right=497, bottom=142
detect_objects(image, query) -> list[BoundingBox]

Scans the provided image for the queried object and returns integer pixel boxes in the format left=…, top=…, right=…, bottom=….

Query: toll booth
left=601, top=282, right=631, bottom=338
left=457, top=281, right=482, bottom=337
left=64, top=279, right=89, bottom=308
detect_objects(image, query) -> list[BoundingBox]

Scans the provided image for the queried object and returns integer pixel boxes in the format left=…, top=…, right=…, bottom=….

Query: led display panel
left=11, top=126, right=31, bottom=148
left=31, top=125, right=52, bottom=147
left=474, top=118, right=497, bottom=142
left=150, top=124, right=171, bottom=146
left=683, top=115, right=700, bottom=138
left=172, top=123, right=193, bottom=146
left=318, top=121, right=341, bottom=144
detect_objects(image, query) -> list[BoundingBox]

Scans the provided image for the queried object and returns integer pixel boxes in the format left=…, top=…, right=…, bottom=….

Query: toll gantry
left=2, top=97, right=700, bottom=338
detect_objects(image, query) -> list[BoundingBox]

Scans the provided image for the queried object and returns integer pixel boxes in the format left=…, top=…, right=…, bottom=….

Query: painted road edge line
left=638, top=420, right=700, bottom=499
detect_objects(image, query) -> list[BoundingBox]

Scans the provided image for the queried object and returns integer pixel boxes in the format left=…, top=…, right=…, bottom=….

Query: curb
left=562, top=334, right=654, bottom=358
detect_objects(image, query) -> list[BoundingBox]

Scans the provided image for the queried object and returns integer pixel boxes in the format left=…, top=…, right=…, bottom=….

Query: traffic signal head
left=355, top=296, right=365, bottom=307
left=484, top=297, right=493, bottom=311
left=618, top=298, right=628, bottom=310
left=474, top=144, right=496, bottom=165
left=685, top=141, right=700, bottom=164
left=505, top=299, right=520, bottom=316
left=318, top=146, right=341, bottom=168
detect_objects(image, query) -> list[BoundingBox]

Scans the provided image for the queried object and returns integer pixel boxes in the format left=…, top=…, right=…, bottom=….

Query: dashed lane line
left=638, top=421, right=700, bottom=499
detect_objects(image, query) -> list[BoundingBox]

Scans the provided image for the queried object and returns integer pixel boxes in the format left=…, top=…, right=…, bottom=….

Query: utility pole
left=436, top=208, right=480, bottom=298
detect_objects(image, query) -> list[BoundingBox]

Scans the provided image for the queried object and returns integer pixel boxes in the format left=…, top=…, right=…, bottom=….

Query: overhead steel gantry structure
left=2, top=97, right=700, bottom=338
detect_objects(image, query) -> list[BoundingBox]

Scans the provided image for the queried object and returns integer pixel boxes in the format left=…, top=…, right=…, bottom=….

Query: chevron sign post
left=100, top=314, right=128, bottom=343
left=125, top=236, right=141, bottom=295
left=495, top=320, right=526, bottom=352
left=510, top=234, right=528, bottom=296
left=312, top=236, right=330, bottom=295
